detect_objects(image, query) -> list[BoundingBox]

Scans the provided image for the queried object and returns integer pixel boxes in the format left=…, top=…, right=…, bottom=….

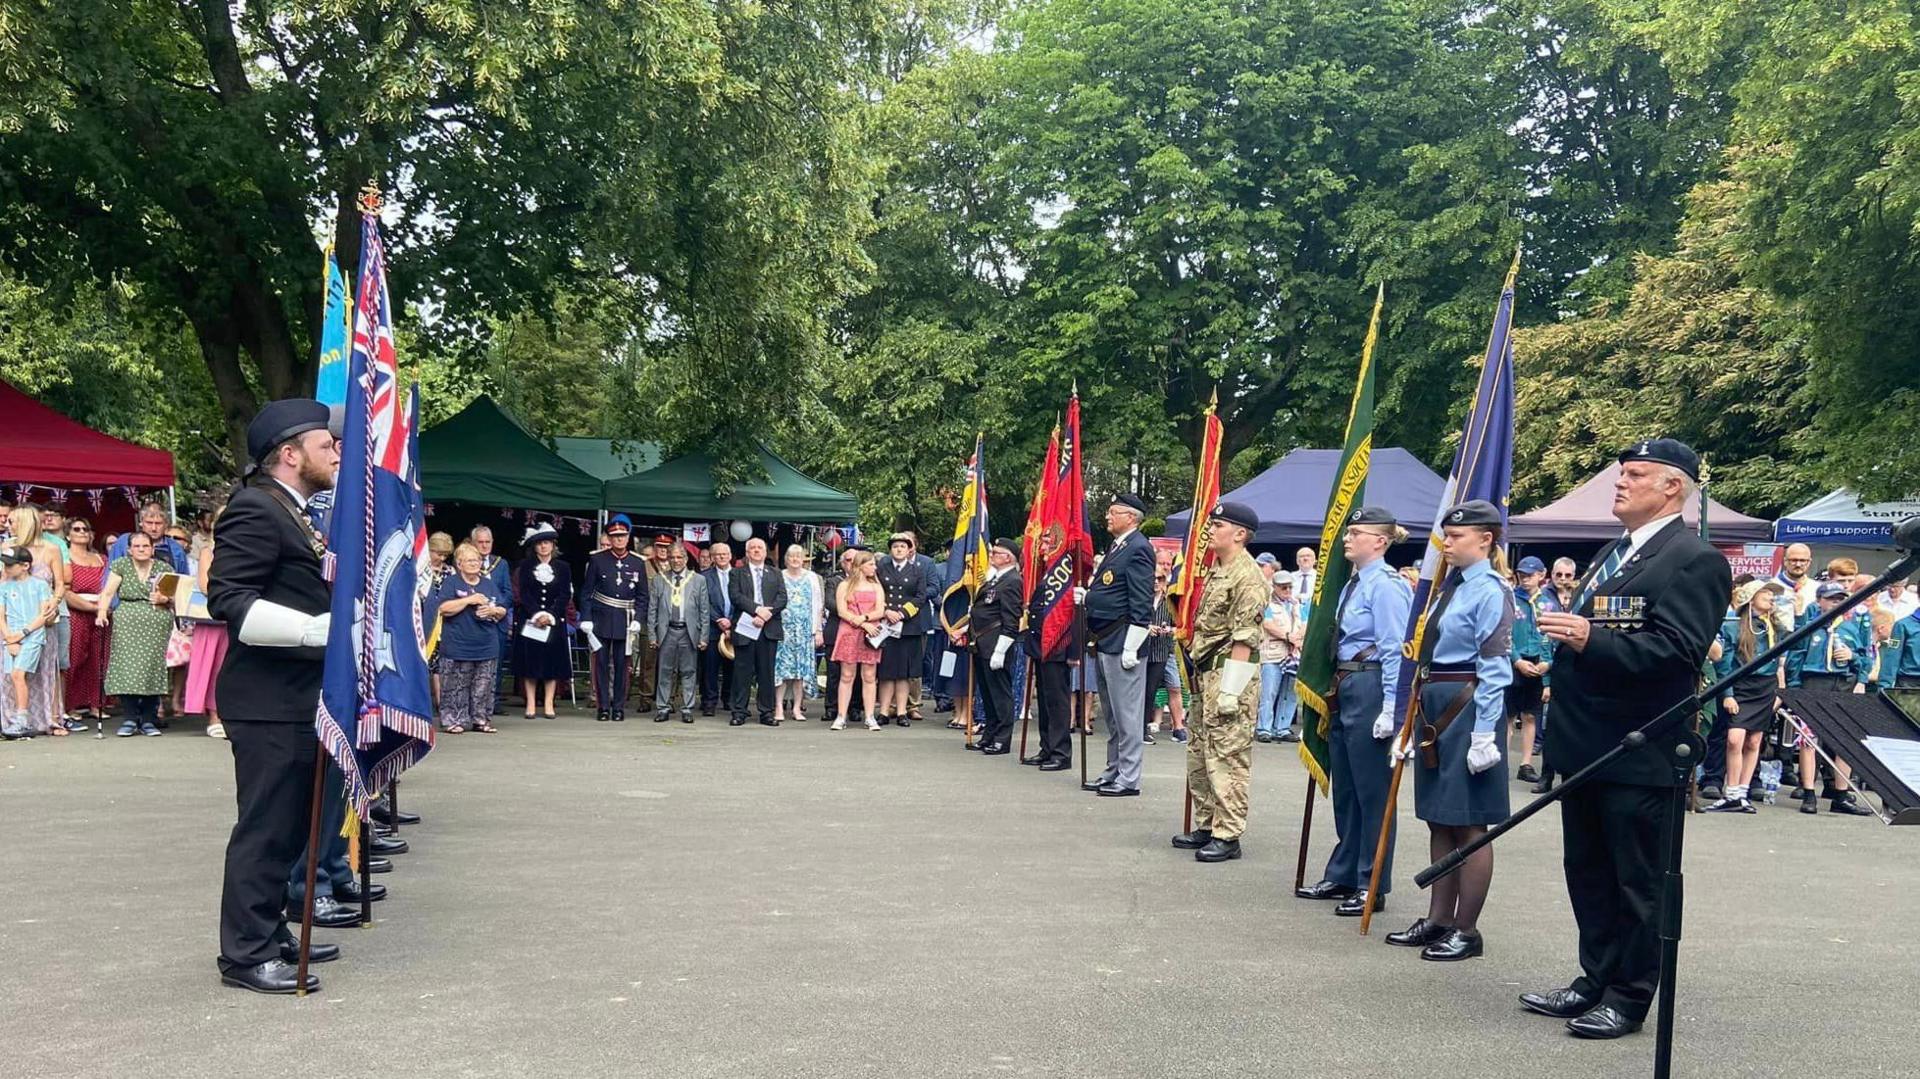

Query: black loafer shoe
left=896, top=716, right=912, bottom=728
left=1171, top=829, right=1213, bottom=850
left=596, top=711, right=611, bottom=722
left=278, top=941, right=340, bottom=964
left=1515, top=763, right=1541, bottom=784
left=759, top=718, right=780, bottom=727
left=1385, top=918, right=1451, bottom=948
left=654, top=713, right=671, bottom=723
left=370, top=835, right=409, bottom=856
left=221, top=958, right=319, bottom=994
left=287, top=896, right=362, bottom=929
left=1566, top=1004, right=1643, bottom=1039
left=1531, top=776, right=1555, bottom=795
left=334, top=880, right=387, bottom=904
left=1095, top=783, right=1139, bottom=797
left=682, top=715, right=695, bottom=723
left=1519, top=986, right=1596, bottom=1019
left=1800, top=791, right=1820, bottom=815
left=1334, top=891, right=1380, bottom=917
left=980, top=742, right=1010, bottom=755
left=367, top=856, right=392, bottom=874
left=1420, top=928, right=1484, bottom=962
left=1039, top=759, right=1071, bottom=771
left=1020, top=752, right=1046, bottom=765
left=1295, top=880, right=1357, bottom=901
left=1195, top=838, right=1241, bottom=862
left=1831, top=793, right=1875, bottom=816
left=964, top=741, right=982, bottom=751
left=1082, top=780, right=1109, bottom=792
left=611, top=712, right=625, bottom=722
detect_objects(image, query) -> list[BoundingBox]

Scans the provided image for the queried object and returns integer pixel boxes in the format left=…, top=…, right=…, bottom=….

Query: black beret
left=1618, top=437, right=1701, bottom=482
left=992, top=537, right=1021, bottom=557
left=1207, top=500, right=1259, bottom=532
left=1348, top=505, right=1397, bottom=528
left=247, top=399, right=331, bottom=463
left=1442, top=499, right=1502, bottom=528
left=1110, top=492, right=1147, bottom=515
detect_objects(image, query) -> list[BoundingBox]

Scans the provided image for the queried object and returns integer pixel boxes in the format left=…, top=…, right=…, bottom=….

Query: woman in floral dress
left=101, top=532, right=174, bottom=737
left=773, top=544, right=823, bottom=723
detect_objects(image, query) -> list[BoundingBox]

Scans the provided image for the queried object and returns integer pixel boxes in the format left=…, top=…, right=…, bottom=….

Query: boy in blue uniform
left=1875, top=606, right=1920, bottom=689
left=1, top=545, right=55, bottom=739
left=1783, top=581, right=1875, bottom=815
left=1509, top=555, right=1553, bottom=784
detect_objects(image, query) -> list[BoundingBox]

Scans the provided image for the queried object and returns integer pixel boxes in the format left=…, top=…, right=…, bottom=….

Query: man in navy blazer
left=1080, top=493, right=1157, bottom=796
left=699, top=541, right=737, bottom=715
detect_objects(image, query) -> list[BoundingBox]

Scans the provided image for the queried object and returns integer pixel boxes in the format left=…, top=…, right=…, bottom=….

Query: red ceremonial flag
left=1171, top=397, right=1224, bottom=640
left=1020, top=422, right=1061, bottom=605
left=1032, top=392, right=1094, bottom=659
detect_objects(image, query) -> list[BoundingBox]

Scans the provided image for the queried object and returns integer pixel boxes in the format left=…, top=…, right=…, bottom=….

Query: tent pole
left=166, top=486, right=178, bottom=526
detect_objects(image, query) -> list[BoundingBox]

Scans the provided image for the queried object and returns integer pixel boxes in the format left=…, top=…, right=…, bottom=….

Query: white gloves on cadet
left=1072, top=586, right=1088, bottom=604
left=1215, top=659, right=1258, bottom=715
left=1371, top=708, right=1396, bottom=740
left=237, top=601, right=330, bottom=649
left=1466, top=731, right=1501, bottom=774
left=990, top=637, right=1012, bottom=671
left=1390, top=732, right=1418, bottom=764
left=1120, top=625, right=1150, bottom=670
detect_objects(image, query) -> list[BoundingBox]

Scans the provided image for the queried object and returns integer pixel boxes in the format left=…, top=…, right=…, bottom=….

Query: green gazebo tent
left=602, top=445, right=858, bottom=522
left=417, top=396, right=605, bottom=511
left=551, top=436, right=664, bottom=481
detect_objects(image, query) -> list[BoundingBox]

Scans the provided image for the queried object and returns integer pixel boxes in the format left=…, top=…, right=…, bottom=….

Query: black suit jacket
left=207, top=482, right=331, bottom=723
left=728, top=563, right=789, bottom=643
left=967, top=568, right=1025, bottom=655
left=1544, top=518, right=1731, bottom=786
left=875, top=557, right=932, bottom=636
left=1084, top=530, right=1155, bottom=654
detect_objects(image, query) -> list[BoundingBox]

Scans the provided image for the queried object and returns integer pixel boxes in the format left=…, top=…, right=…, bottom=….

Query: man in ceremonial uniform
left=1172, top=500, right=1267, bottom=861
left=961, top=538, right=1025, bottom=755
left=875, top=533, right=932, bottom=726
left=1296, top=506, right=1411, bottom=916
left=1523, top=439, right=1731, bottom=1040
left=636, top=533, right=673, bottom=703
left=1080, top=493, right=1156, bottom=796
left=649, top=540, right=708, bottom=723
left=209, top=399, right=341, bottom=994
left=584, top=514, right=648, bottom=723
left=1023, top=532, right=1075, bottom=772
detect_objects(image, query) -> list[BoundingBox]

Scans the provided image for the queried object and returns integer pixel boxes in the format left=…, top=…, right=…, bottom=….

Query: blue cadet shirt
left=1786, top=606, right=1871, bottom=686
left=1714, top=611, right=1783, bottom=680
left=1878, top=613, right=1920, bottom=688
left=1425, top=559, right=1514, bottom=734
left=1335, top=558, right=1412, bottom=721
left=435, top=573, right=506, bottom=662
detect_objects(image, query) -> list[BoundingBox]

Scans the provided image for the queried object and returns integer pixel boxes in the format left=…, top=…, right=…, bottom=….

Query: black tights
left=1426, top=823, right=1493, bottom=932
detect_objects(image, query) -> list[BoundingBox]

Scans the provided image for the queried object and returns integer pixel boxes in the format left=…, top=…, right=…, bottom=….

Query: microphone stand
left=1417, top=527, right=1920, bottom=1079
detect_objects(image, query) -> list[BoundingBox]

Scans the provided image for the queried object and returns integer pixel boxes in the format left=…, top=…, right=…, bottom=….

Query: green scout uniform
left=1186, top=548, right=1269, bottom=840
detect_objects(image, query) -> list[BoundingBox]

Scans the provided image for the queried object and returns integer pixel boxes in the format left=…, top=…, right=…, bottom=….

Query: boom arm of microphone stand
left=1415, top=541, right=1920, bottom=890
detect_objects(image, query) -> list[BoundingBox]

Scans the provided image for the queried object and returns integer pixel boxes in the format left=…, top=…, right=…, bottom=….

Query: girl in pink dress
left=831, top=551, right=885, bottom=730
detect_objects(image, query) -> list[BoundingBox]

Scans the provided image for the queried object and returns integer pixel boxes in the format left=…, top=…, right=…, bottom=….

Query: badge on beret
left=1101, top=570, right=1114, bottom=585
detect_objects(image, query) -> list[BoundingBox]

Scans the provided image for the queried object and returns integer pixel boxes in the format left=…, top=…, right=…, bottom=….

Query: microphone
left=1894, top=515, right=1920, bottom=553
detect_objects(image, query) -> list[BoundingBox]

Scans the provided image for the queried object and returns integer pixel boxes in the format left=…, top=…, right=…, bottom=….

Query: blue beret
left=1618, top=437, right=1701, bottom=482
left=1442, top=499, right=1502, bottom=528
left=1348, top=505, right=1397, bottom=528
left=1110, top=492, right=1147, bottom=515
left=246, top=399, right=331, bottom=463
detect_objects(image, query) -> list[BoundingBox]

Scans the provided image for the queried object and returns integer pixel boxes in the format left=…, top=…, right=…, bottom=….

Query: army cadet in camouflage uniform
left=1172, top=500, right=1269, bottom=863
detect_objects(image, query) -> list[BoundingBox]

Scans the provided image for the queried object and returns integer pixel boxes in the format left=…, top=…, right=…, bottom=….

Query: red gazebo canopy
left=0, top=379, right=176, bottom=488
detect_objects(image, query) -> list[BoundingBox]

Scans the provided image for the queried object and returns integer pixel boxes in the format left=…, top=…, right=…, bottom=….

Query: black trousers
left=1562, top=779, right=1668, bottom=1020
left=220, top=719, right=319, bottom=967
left=1036, top=660, right=1072, bottom=762
left=975, top=648, right=1016, bottom=746
left=825, top=657, right=864, bottom=720
left=700, top=628, right=735, bottom=710
left=730, top=637, right=777, bottom=721
left=1701, top=704, right=1732, bottom=788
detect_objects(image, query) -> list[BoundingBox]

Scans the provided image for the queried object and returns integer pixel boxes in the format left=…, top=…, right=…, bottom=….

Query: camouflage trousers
left=1187, top=667, right=1259, bottom=839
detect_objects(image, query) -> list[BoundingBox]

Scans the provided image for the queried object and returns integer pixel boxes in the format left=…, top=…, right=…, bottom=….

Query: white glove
left=1466, top=731, right=1501, bottom=774
left=1072, top=586, right=1087, bottom=604
left=237, top=601, right=330, bottom=648
left=1120, top=625, right=1149, bottom=669
left=990, top=637, right=1011, bottom=671
left=1371, top=709, right=1395, bottom=740
left=1215, top=658, right=1258, bottom=714
left=1390, top=733, right=1418, bottom=764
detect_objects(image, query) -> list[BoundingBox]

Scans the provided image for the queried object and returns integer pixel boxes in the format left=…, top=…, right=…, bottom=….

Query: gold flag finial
left=357, top=183, right=383, bottom=215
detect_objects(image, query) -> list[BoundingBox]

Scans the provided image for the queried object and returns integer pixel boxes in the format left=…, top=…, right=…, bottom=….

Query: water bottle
left=1759, top=760, right=1782, bottom=804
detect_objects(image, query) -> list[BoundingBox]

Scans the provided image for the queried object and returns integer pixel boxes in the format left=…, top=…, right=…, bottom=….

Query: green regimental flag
left=1295, top=282, right=1382, bottom=794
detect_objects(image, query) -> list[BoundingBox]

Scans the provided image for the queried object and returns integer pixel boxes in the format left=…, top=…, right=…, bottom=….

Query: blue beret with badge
left=246, top=398, right=331, bottom=463
left=1349, top=505, right=1397, bottom=527
left=1442, top=499, right=1502, bottom=528
left=1618, top=437, right=1701, bottom=482
left=1111, top=492, right=1147, bottom=515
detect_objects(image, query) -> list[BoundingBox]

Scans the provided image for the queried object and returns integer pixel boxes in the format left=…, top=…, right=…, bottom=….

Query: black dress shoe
left=1531, top=776, right=1555, bottom=795
left=278, top=941, right=340, bottom=964
left=980, top=742, right=1010, bottom=755
left=682, top=715, right=695, bottom=723
left=596, top=711, right=611, bottom=722
left=729, top=718, right=747, bottom=726
left=221, top=958, right=319, bottom=994
left=1295, top=880, right=1357, bottom=901
left=1082, top=779, right=1108, bottom=792
left=896, top=716, right=912, bottom=728
left=1095, top=783, right=1139, bottom=797
left=964, top=741, right=982, bottom=751
left=1171, top=829, right=1213, bottom=850
left=287, top=896, right=362, bottom=928
left=759, top=717, right=779, bottom=727
left=1420, top=928, right=1484, bottom=962
left=1566, top=1004, right=1643, bottom=1039
left=1830, top=792, right=1875, bottom=816
left=1800, top=790, right=1820, bottom=814
left=370, top=799, right=420, bottom=827
left=655, top=713, right=671, bottom=723
left=334, top=880, right=387, bottom=904
left=1021, top=753, right=1047, bottom=765
left=370, top=834, right=409, bottom=856
left=1515, top=763, right=1541, bottom=784
left=612, top=712, right=625, bottom=722
left=1385, top=917, right=1450, bottom=948
left=1334, top=891, right=1381, bottom=917
left=1039, top=759, right=1071, bottom=771
left=1195, top=838, right=1241, bottom=862
left=1519, top=986, right=1596, bottom=1019
left=701, top=707, right=715, bottom=717
left=367, top=856, right=392, bottom=874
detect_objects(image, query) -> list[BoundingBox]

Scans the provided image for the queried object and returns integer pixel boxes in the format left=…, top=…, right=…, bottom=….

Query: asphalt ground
left=3, top=707, right=1915, bottom=1078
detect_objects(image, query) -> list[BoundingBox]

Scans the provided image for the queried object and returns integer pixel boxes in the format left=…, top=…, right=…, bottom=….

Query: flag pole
left=1293, top=777, right=1316, bottom=891
left=962, top=656, right=976, bottom=748
left=294, top=753, right=327, bottom=994
left=1359, top=722, right=1419, bottom=935
left=1017, top=661, right=1035, bottom=759
left=358, top=808, right=374, bottom=926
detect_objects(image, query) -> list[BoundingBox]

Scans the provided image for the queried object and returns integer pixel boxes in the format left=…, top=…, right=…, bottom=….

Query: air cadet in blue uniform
left=1386, top=499, right=1512, bottom=962
left=1784, top=580, right=1875, bottom=815
left=1295, top=505, right=1411, bottom=917
left=1877, top=605, right=1920, bottom=690
left=584, top=514, right=648, bottom=723
left=1078, top=493, right=1156, bottom=797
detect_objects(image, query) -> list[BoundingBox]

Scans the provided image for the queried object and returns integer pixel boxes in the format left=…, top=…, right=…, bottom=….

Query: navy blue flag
left=317, top=206, right=435, bottom=815
left=1389, top=248, right=1520, bottom=724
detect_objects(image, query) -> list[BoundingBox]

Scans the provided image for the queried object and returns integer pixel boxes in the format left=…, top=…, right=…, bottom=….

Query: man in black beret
left=959, top=538, right=1026, bottom=754
left=1521, top=438, right=1729, bottom=1039
left=209, top=399, right=342, bottom=994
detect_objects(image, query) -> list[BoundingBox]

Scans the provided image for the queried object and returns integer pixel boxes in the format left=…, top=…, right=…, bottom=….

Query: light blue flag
left=314, top=253, right=350, bottom=408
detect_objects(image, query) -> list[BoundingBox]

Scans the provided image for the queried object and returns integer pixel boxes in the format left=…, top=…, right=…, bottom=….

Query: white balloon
left=729, top=520, right=753, bottom=542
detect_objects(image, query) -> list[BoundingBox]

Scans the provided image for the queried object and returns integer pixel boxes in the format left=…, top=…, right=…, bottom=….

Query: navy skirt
left=1413, top=679, right=1511, bottom=827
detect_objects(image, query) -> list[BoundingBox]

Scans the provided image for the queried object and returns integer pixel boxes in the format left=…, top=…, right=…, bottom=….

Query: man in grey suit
left=650, top=541, right=710, bottom=723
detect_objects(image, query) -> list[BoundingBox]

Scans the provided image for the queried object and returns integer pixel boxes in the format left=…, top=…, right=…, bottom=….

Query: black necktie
left=1418, top=571, right=1466, bottom=666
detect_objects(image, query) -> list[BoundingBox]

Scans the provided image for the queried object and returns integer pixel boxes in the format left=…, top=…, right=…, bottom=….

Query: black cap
left=246, top=399, right=331, bottom=463
left=1207, top=499, right=1259, bottom=532
left=1442, top=499, right=1502, bottom=528
left=0, top=545, right=31, bottom=567
left=1816, top=581, right=1848, bottom=600
left=1348, top=505, right=1397, bottom=528
left=1110, top=492, right=1147, bottom=515
left=992, top=537, right=1021, bottom=558
left=1618, top=437, right=1701, bottom=482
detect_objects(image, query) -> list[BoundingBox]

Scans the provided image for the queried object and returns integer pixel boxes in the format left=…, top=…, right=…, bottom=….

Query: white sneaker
left=206, top=723, right=226, bottom=739
left=831, top=716, right=846, bottom=731
left=865, top=717, right=881, bottom=731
